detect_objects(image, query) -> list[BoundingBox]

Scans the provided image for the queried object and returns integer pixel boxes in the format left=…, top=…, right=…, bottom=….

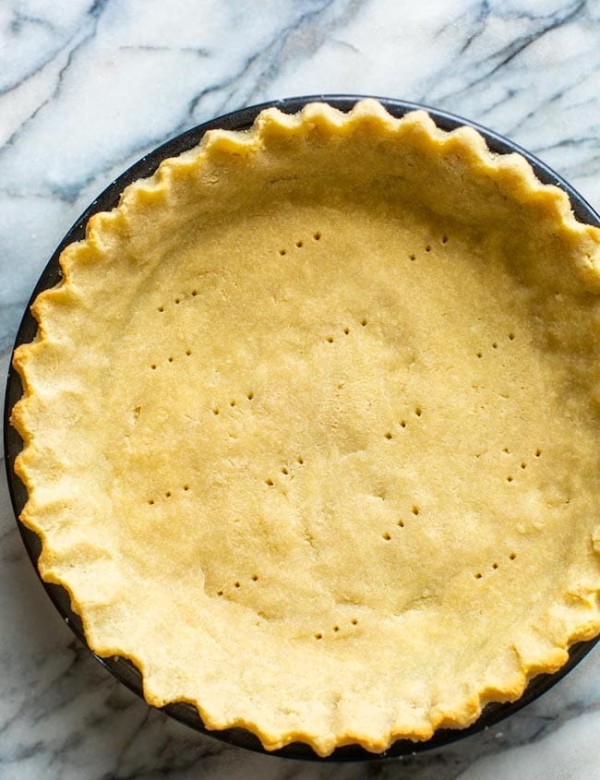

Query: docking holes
left=314, top=617, right=360, bottom=640
left=156, top=287, right=200, bottom=313
left=279, top=230, right=322, bottom=256
left=325, top=316, right=367, bottom=344
left=407, top=235, right=449, bottom=263
left=264, top=456, right=305, bottom=489
left=215, top=573, right=261, bottom=599
left=382, top=504, right=420, bottom=540
left=147, top=483, right=192, bottom=506
left=149, top=347, right=193, bottom=370
left=211, top=390, right=255, bottom=418
left=475, top=331, right=517, bottom=359
left=500, top=447, right=542, bottom=484
left=474, top=551, right=518, bottom=580
left=385, top=405, right=422, bottom=438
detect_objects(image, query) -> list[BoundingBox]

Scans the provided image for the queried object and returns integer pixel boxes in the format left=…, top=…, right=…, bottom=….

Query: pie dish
left=8, top=98, right=600, bottom=757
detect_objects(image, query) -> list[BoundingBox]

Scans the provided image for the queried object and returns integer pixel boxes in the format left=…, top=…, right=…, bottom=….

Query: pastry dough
left=12, top=100, right=600, bottom=756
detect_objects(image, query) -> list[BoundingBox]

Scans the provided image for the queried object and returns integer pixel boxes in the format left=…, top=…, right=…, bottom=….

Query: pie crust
left=11, top=100, right=600, bottom=756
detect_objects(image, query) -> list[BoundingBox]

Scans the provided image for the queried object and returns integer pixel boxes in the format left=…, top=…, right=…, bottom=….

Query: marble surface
left=1, top=1, right=600, bottom=777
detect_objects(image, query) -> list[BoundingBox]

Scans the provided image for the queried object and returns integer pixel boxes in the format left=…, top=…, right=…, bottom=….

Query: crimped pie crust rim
left=9, top=98, right=600, bottom=757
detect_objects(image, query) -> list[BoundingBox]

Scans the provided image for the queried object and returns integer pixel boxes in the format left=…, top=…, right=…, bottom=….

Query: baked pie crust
left=11, top=100, right=600, bottom=756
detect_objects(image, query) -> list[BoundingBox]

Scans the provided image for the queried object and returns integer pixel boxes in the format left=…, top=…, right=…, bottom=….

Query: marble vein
left=457, top=0, right=587, bottom=89
left=0, top=0, right=112, bottom=170
left=0, top=1, right=89, bottom=95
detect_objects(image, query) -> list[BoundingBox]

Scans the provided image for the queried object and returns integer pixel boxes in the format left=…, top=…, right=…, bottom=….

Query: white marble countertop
left=1, top=1, right=600, bottom=778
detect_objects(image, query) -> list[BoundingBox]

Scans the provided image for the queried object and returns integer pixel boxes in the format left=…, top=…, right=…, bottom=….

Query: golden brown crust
left=11, top=100, right=600, bottom=756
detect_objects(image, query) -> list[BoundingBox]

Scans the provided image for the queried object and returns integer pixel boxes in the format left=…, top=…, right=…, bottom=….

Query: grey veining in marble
left=1, top=1, right=600, bottom=778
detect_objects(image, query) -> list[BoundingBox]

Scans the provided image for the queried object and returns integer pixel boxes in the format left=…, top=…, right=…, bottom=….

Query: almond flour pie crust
left=9, top=99, right=600, bottom=757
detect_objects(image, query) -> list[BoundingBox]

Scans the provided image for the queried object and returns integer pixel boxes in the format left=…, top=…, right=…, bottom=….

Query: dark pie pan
left=4, top=95, right=600, bottom=761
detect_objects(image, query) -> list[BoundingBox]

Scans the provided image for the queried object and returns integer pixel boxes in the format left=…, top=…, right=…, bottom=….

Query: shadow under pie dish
left=6, top=97, right=600, bottom=759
